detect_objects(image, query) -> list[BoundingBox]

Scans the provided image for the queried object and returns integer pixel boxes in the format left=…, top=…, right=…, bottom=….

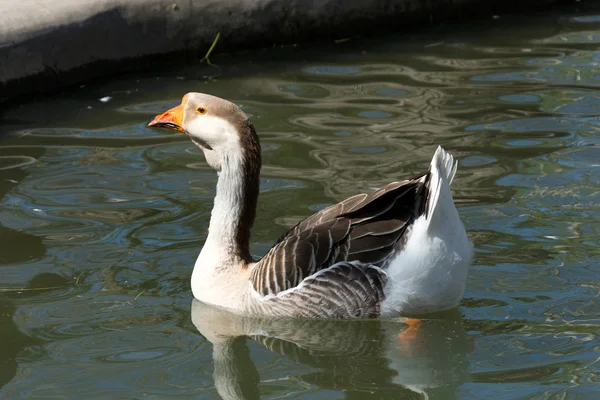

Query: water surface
left=1, top=8, right=599, bottom=399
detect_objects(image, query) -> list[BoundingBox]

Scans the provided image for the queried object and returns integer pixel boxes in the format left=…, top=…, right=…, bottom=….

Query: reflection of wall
left=0, top=146, right=45, bottom=202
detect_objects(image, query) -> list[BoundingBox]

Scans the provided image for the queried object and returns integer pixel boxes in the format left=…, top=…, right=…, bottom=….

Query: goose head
left=148, top=92, right=256, bottom=171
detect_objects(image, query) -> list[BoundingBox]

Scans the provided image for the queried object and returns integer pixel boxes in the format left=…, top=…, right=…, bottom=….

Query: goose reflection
left=191, top=299, right=472, bottom=399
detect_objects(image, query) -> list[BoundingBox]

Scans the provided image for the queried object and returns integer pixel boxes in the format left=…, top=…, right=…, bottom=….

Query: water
left=1, top=8, right=599, bottom=399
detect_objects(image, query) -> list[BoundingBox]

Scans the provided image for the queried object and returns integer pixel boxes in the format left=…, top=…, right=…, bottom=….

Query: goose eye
left=196, top=107, right=207, bottom=115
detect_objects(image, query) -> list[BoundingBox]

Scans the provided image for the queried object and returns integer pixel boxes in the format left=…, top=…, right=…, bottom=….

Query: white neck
left=190, top=118, right=261, bottom=307
left=191, top=154, right=252, bottom=307
left=201, top=150, right=248, bottom=268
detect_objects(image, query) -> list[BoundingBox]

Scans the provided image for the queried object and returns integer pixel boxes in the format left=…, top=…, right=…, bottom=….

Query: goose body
left=149, top=93, right=473, bottom=318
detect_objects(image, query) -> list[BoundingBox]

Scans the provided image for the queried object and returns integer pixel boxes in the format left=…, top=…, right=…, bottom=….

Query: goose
left=148, top=92, right=473, bottom=318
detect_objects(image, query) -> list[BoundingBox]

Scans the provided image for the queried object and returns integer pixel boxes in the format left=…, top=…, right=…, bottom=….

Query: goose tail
left=380, top=146, right=471, bottom=315
left=425, top=146, right=458, bottom=230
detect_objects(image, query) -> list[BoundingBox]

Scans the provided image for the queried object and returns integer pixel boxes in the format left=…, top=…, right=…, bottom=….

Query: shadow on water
left=0, top=173, right=51, bottom=391
left=0, top=273, right=69, bottom=391
left=0, top=298, right=35, bottom=390
left=0, top=225, right=70, bottom=390
left=192, top=300, right=472, bottom=400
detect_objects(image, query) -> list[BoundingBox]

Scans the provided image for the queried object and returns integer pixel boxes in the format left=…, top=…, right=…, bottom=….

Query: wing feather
left=349, top=219, right=405, bottom=239
left=251, top=174, right=430, bottom=297
left=253, top=262, right=388, bottom=318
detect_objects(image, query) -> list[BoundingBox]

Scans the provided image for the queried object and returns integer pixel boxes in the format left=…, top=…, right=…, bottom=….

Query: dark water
left=1, top=8, right=599, bottom=400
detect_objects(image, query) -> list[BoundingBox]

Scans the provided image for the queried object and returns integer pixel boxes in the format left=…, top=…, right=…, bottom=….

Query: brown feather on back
left=250, top=172, right=431, bottom=297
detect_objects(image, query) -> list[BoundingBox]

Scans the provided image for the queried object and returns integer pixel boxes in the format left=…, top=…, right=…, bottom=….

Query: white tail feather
left=426, top=146, right=457, bottom=228
left=381, top=146, right=472, bottom=315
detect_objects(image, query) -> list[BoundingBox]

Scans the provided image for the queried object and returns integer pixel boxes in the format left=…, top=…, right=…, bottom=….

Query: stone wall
left=0, top=0, right=566, bottom=101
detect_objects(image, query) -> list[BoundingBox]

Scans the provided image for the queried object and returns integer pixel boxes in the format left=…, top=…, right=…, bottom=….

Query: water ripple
left=1, top=10, right=600, bottom=398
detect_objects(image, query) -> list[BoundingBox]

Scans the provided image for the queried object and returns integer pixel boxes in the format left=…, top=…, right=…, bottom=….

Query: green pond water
left=1, top=8, right=599, bottom=400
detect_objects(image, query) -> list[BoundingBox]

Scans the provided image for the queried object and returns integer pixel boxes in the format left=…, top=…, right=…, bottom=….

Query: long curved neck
left=204, top=121, right=261, bottom=266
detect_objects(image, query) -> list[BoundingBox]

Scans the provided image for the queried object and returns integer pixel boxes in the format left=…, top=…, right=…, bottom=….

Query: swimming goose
left=148, top=92, right=473, bottom=318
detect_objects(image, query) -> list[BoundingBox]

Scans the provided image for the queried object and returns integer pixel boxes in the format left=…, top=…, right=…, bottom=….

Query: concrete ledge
left=1, top=0, right=565, bottom=102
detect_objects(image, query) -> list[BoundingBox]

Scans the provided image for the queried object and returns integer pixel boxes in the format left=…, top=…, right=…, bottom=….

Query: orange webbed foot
left=397, top=318, right=424, bottom=355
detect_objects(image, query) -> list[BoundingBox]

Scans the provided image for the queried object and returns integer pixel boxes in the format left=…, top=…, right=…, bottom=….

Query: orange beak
left=147, top=103, right=185, bottom=133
